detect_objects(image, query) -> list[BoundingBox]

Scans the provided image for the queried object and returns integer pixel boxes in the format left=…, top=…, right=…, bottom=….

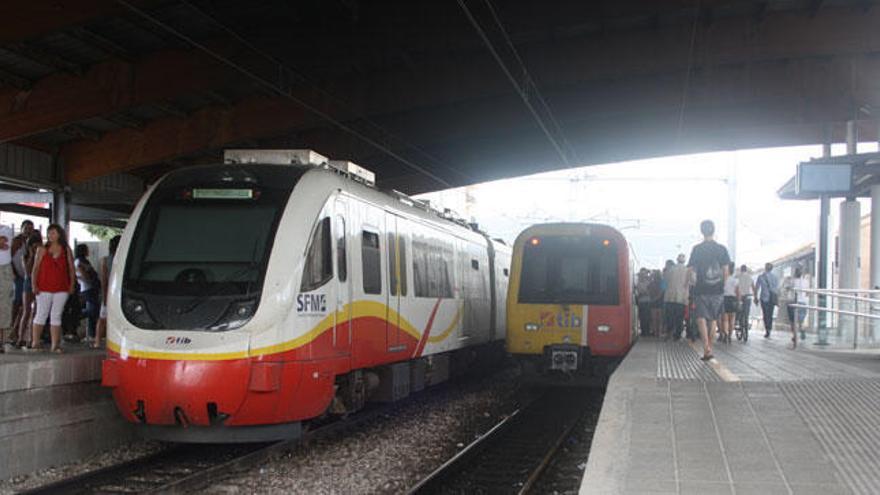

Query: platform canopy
left=0, top=0, right=879, bottom=208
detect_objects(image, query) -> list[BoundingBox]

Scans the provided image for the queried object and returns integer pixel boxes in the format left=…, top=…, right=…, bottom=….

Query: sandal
left=50, top=347, right=64, bottom=354
left=23, top=345, right=42, bottom=352
left=700, top=354, right=714, bottom=361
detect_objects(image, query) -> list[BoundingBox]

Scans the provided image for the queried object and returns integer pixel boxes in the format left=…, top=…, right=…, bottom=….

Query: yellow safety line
left=686, top=337, right=740, bottom=382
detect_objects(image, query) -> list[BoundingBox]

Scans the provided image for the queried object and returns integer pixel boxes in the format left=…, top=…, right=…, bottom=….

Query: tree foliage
left=85, top=224, right=122, bottom=241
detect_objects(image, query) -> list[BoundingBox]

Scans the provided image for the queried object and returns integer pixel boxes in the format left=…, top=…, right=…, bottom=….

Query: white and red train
left=102, top=149, right=511, bottom=442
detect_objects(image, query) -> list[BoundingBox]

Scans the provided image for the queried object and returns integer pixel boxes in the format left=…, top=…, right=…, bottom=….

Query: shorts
left=787, top=306, right=807, bottom=324
left=13, top=277, right=23, bottom=305
left=695, top=294, right=724, bottom=322
left=23, top=277, right=32, bottom=294
left=723, top=296, right=738, bottom=314
left=34, top=292, right=69, bottom=327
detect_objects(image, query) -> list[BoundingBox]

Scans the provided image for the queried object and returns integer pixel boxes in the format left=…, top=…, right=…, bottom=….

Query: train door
left=386, top=215, right=405, bottom=353
left=334, top=198, right=351, bottom=355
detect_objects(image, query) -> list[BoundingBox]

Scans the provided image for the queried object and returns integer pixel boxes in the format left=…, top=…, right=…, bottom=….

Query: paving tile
left=789, top=483, right=853, bottom=495
left=678, top=481, right=734, bottom=494
left=732, top=482, right=792, bottom=495
left=677, top=463, right=730, bottom=483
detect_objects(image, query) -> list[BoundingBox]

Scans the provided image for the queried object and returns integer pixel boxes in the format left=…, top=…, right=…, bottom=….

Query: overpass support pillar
left=815, top=132, right=832, bottom=343
left=51, top=187, right=70, bottom=233
left=838, top=122, right=861, bottom=341
left=839, top=199, right=861, bottom=340
left=870, top=184, right=880, bottom=340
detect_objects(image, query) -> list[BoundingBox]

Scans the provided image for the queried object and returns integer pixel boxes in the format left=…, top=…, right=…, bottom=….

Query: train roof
left=168, top=148, right=503, bottom=244
left=512, top=222, right=628, bottom=245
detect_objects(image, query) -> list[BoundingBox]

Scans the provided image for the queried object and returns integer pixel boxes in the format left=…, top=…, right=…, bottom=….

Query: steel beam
left=0, top=0, right=154, bottom=45
left=61, top=97, right=320, bottom=183
left=0, top=46, right=244, bottom=144
left=0, top=191, right=52, bottom=204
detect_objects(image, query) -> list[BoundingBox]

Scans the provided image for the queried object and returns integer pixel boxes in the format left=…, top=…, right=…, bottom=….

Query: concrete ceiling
left=1, top=0, right=879, bottom=196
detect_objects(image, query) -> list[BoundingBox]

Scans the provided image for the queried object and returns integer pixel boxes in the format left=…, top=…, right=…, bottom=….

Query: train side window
left=399, top=237, right=408, bottom=296
left=388, top=233, right=398, bottom=296
left=336, top=216, right=347, bottom=282
left=413, top=237, right=454, bottom=298
left=301, top=217, right=332, bottom=291
left=362, top=230, right=382, bottom=295
left=471, top=259, right=479, bottom=270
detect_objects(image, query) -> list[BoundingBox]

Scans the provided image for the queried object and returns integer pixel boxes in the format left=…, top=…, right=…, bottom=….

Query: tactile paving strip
left=781, top=379, right=880, bottom=494
left=656, top=340, right=721, bottom=382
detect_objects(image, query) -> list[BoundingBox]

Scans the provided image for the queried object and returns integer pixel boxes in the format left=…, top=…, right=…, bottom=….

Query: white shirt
left=723, top=276, right=737, bottom=297
left=0, top=226, right=12, bottom=265
left=791, top=277, right=808, bottom=305
left=735, top=272, right=753, bottom=296
left=75, top=258, right=93, bottom=291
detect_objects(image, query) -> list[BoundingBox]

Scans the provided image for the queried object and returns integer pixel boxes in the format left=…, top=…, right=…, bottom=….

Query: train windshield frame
left=123, top=164, right=304, bottom=297
left=518, top=235, right=620, bottom=306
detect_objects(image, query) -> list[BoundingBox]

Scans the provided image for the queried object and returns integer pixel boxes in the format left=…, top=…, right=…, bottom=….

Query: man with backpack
left=687, top=220, right=731, bottom=361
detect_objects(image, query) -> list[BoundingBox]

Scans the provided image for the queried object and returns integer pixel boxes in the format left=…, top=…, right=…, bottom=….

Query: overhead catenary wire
left=113, top=0, right=453, bottom=189
left=675, top=0, right=701, bottom=150
left=456, top=0, right=575, bottom=167
left=480, top=0, right=578, bottom=164
left=176, top=0, right=472, bottom=185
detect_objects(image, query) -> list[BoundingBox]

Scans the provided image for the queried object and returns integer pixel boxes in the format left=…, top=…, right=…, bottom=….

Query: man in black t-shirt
left=687, top=220, right=731, bottom=361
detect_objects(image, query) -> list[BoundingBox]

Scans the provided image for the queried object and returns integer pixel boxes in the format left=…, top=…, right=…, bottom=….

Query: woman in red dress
left=30, top=224, right=76, bottom=353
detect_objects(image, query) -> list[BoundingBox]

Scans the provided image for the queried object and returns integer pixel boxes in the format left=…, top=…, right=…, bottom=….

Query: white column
left=839, top=199, right=861, bottom=337
left=871, top=185, right=880, bottom=291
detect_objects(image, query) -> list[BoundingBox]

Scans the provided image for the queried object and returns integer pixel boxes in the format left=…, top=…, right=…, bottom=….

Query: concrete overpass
left=1, top=0, right=879, bottom=224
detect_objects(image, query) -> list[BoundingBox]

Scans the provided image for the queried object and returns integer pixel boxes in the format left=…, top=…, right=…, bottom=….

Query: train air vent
left=329, top=160, right=376, bottom=186
left=224, top=149, right=328, bottom=167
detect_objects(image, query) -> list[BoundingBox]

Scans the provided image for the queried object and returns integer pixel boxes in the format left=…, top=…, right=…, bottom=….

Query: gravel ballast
left=0, top=440, right=165, bottom=495
left=206, top=367, right=522, bottom=494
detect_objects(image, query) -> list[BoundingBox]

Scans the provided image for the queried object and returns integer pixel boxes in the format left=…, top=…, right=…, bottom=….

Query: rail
left=789, top=287, right=880, bottom=349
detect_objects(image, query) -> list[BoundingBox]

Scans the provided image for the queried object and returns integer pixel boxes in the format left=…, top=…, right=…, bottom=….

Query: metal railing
left=789, top=288, right=880, bottom=350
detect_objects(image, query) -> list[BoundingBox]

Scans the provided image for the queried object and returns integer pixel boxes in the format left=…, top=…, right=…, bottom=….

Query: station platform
left=0, top=345, right=133, bottom=480
left=582, top=335, right=880, bottom=495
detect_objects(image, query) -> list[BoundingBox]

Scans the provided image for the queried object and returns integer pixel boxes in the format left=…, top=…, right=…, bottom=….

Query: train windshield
left=124, top=165, right=304, bottom=297
left=518, top=235, right=620, bottom=305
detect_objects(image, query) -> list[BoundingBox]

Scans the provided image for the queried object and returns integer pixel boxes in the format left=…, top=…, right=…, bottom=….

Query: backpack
left=697, top=244, right=723, bottom=288
left=78, top=258, right=101, bottom=291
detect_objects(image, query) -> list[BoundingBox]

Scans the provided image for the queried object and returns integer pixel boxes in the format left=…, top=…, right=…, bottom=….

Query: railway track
left=407, top=388, right=601, bottom=495
left=20, top=404, right=397, bottom=495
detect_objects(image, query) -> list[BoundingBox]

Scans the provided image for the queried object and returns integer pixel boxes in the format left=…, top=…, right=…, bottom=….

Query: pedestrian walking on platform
left=722, top=262, right=738, bottom=343
left=649, top=269, right=664, bottom=336
left=29, top=224, right=76, bottom=353
left=735, top=265, right=755, bottom=340
left=0, top=226, right=13, bottom=353
left=636, top=269, right=652, bottom=336
left=783, top=267, right=808, bottom=349
left=15, top=233, right=41, bottom=348
left=687, top=220, right=731, bottom=361
left=755, top=263, right=779, bottom=338
left=663, top=254, right=689, bottom=340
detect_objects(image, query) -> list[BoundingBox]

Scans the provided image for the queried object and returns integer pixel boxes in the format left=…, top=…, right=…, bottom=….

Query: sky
left=417, top=143, right=879, bottom=269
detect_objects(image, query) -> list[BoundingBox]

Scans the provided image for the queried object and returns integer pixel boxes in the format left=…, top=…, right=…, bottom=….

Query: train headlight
left=524, top=323, right=539, bottom=332
left=597, top=324, right=611, bottom=333
left=210, top=299, right=258, bottom=331
left=122, top=296, right=159, bottom=329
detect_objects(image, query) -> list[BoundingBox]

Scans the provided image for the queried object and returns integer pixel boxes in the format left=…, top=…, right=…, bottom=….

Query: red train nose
left=105, top=356, right=253, bottom=426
